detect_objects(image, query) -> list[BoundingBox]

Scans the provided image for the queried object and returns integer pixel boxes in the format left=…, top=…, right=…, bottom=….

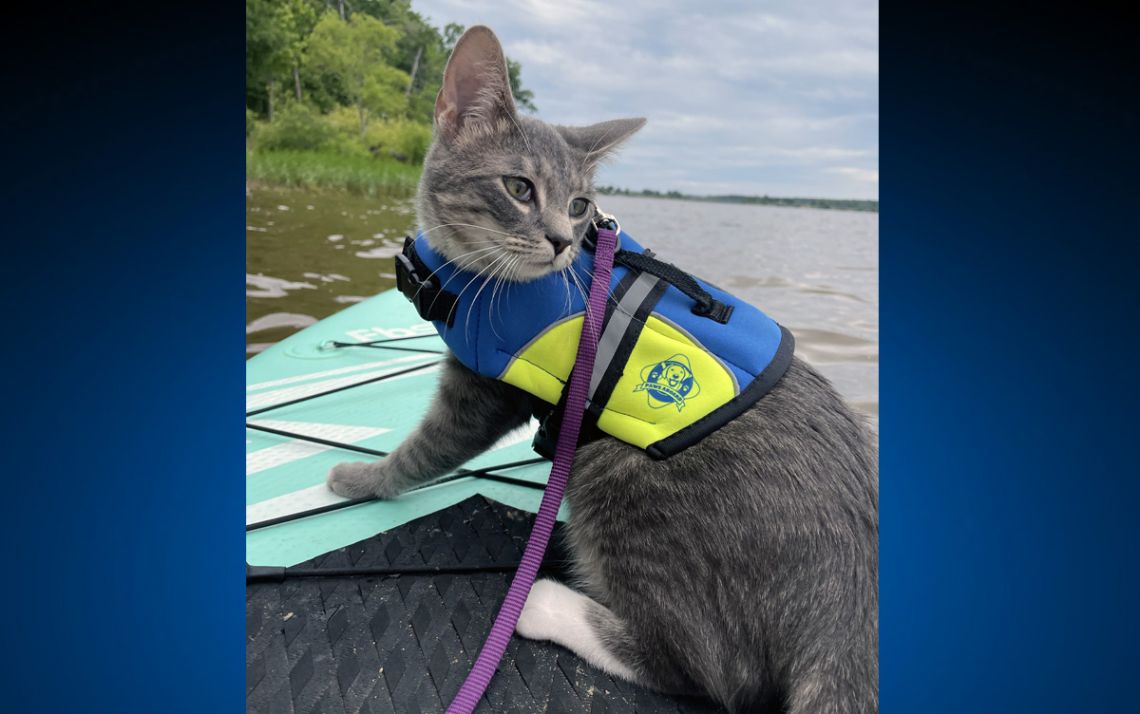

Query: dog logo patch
left=635, top=354, right=700, bottom=411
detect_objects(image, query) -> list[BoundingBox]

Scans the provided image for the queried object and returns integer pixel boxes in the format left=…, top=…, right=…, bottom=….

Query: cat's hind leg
left=517, top=580, right=754, bottom=707
left=515, top=579, right=646, bottom=684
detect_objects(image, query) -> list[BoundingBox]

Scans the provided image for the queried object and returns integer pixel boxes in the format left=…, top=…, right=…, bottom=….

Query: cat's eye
left=503, top=177, right=533, bottom=202
left=569, top=197, right=590, bottom=218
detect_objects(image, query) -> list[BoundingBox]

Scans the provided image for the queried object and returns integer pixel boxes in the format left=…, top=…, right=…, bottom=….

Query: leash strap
left=447, top=226, right=619, bottom=713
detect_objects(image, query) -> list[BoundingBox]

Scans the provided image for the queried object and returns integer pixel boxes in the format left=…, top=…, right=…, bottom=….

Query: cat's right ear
left=435, top=26, right=517, bottom=141
left=557, top=118, right=647, bottom=169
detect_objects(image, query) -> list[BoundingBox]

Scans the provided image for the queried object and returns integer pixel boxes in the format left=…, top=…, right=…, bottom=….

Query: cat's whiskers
left=498, top=255, right=521, bottom=315
left=565, top=265, right=601, bottom=344
left=489, top=255, right=521, bottom=340
left=562, top=258, right=580, bottom=317
left=438, top=249, right=503, bottom=303
left=487, top=255, right=508, bottom=338
left=414, top=224, right=534, bottom=299
left=417, top=247, right=501, bottom=319
left=430, top=240, right=522, bottom=298
left=560, top=265, right=572, bottom=318
left=454, top=250, right=509, bottom=312
left=425, top=246, right=511, bottom=317
left=412, top=244, right=501, bottom=304
left=442, top=249, right=507, bottom=332
left=462, top=251, right=516, bottom=343
left=566, top=262, right=629, bottom=345
left=569, top=262, right=627, bottom=317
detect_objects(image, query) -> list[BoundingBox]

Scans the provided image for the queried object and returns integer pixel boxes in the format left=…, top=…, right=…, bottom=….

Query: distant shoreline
left=245, top=149, right=879, bottom=213
left=597, top=187, right=878, bottom=213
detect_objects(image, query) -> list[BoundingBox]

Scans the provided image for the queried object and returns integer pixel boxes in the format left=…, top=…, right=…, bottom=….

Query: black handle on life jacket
left=614, top=250, right=734, bottom=323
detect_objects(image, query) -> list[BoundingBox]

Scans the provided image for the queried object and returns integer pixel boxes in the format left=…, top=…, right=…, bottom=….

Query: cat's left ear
left=435, top=25, right=517, bottom=140
left=557, top=118, right=647, bottom=168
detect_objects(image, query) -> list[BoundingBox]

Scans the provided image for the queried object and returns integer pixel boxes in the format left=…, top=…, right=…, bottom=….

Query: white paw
left=515, top=580, right=642, bottom=684
left=516, top=579, right=577, bottom=641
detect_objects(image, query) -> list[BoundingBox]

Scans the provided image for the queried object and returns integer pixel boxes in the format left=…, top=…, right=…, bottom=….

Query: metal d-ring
left=592, top=205, right=621, bottom=235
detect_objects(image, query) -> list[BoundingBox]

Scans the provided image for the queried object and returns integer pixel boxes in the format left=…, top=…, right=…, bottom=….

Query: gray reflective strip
left=587, top=272, right=661, bottom=402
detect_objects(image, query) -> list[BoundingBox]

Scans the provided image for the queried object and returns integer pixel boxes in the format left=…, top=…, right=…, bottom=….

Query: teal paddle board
left=245, top=289, right=559, bottom=567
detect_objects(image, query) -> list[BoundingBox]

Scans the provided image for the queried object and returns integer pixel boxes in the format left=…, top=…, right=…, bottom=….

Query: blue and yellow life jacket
left=395, top=228, right=794, bottom=459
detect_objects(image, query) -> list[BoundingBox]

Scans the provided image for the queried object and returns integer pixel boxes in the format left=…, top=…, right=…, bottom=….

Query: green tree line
left=246, top=0, right=535, bottom=172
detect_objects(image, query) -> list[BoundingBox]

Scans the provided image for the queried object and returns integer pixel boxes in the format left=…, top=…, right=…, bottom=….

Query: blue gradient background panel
left=881, top=1, right=1139, bottom=711
left=0, top=0, right=1138, bottom=712
left=0, top=1, right=245, bottom=711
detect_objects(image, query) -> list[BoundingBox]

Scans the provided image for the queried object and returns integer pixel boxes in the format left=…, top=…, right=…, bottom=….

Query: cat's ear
left=557, top=118, right=647, bottom=168
left=435, top=26, right=517, bottom=140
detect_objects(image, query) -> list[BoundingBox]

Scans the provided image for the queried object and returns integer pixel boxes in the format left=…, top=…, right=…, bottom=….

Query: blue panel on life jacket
left=408, top=228, right=793, bottom=457
left=413, top=231, right=637, bottom=376
left=652, top=272, right=784, bottom=390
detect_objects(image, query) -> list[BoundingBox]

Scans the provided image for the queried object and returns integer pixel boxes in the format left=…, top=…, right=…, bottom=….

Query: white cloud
left=827, top=167, right=880, bottom=183
left=413, top=0, right=878, bottom=199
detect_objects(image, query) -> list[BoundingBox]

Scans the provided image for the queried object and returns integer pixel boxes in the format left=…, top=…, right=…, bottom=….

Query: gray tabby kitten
left=329, top=26, right=878, bottom=714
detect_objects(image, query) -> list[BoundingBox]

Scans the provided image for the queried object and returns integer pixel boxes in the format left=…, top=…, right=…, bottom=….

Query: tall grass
left=246, top=149, right=422, bottom=196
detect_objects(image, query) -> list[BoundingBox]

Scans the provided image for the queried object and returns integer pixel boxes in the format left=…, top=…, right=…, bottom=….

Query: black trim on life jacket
left=644, top=325, right=796, bottom=459
left=395, top=235, right=459, bottom=327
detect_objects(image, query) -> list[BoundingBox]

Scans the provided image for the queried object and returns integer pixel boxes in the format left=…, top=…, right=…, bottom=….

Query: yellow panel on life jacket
left=500, top=315, right=583, bottom=405
left=596, top=315, right=738, bottom=448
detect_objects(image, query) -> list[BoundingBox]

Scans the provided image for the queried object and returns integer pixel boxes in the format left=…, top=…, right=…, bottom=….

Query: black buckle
left=530, top=398, right=602, bottom=460
left=395, top=236, right=457, bottom=327
left=691, top=298, right=734, bottom=324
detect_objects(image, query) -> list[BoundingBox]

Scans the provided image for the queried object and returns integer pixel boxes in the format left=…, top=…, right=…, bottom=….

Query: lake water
left=247, top=188, right=878, bottom=424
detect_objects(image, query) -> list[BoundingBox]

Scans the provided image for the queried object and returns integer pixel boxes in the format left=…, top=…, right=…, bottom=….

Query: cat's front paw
left=326, top=461, right=399, bottom=500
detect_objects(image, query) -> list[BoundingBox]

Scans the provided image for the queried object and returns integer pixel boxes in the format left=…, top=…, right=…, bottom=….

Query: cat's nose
left=545, top=234, right=572, bottom=256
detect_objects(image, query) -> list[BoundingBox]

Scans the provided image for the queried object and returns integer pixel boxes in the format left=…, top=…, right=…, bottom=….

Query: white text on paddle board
left=344, top=324, right=436, bottom=342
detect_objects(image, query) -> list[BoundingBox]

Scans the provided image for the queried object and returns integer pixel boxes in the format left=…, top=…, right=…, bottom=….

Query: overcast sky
left=412, top=0, right=878, bottom=200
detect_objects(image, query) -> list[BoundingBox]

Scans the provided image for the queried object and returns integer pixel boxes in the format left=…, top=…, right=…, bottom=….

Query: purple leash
left=447, top=226, right=619, bottom=713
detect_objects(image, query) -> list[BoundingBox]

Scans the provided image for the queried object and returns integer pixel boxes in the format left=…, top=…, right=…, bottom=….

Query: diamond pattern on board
left=247, top=496, right=725, bottom=713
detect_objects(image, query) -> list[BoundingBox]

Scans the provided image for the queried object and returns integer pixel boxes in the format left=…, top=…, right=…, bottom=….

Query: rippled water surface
left=247, top=188, right=878, bottom=422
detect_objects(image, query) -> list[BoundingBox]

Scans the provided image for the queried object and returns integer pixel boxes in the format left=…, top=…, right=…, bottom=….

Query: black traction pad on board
left=247, top=495, right=726, bottom=713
